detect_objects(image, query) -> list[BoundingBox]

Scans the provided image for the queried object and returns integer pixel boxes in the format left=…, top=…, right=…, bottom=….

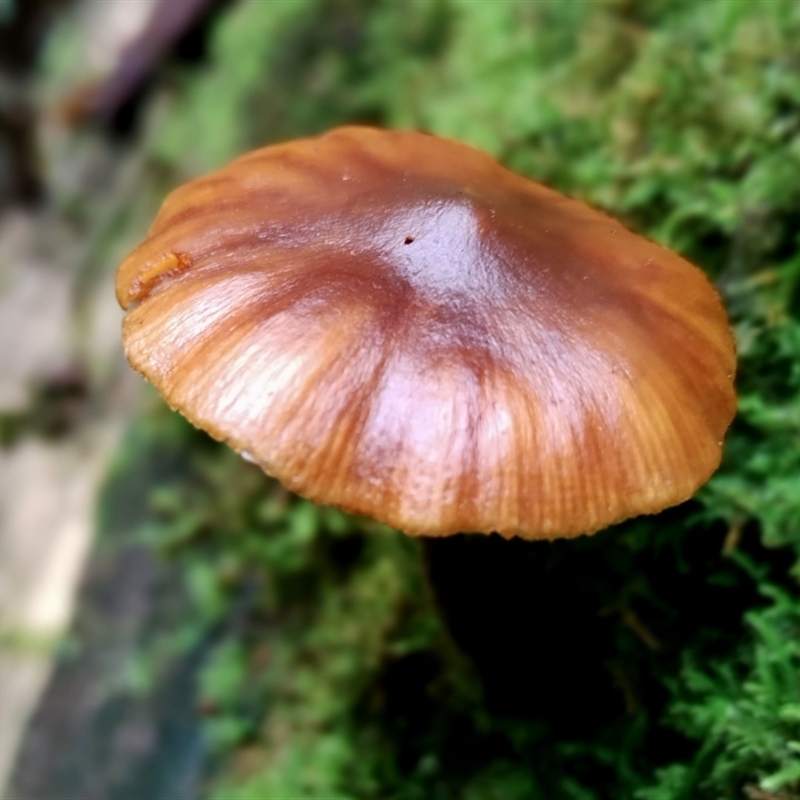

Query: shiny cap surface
left=117, top=126, right=737, bottom=538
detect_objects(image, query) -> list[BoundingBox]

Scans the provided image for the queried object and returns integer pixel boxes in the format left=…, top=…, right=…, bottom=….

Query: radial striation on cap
left=116, top=126, right=737, bottom=539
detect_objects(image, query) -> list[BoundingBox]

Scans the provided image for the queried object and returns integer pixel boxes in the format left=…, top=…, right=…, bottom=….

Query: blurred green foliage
left=103, top=0, right=800, bottom=797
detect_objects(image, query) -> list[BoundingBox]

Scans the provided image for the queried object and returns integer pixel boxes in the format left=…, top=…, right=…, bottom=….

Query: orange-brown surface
left=116, top=127, right=737, bottom=539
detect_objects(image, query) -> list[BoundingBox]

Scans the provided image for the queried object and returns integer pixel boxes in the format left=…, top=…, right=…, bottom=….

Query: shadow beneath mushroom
left=419, top=506, right=791, bottom=750
left=424, top=533, right=622, bottom=734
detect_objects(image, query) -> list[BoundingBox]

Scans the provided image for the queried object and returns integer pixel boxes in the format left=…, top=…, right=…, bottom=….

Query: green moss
left=107, top=0, right=800, bottom=796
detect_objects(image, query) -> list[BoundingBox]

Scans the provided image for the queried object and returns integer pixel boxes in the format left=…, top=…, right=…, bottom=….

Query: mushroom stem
left=420, top=534, right=623, bottom=730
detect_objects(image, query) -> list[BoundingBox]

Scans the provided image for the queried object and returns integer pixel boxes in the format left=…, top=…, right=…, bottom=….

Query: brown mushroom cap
left=116, top=126, right=736, bottom=539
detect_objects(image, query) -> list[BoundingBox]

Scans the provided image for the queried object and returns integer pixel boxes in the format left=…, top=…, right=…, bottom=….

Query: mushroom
left=115, top=126, right=736, bottom=540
